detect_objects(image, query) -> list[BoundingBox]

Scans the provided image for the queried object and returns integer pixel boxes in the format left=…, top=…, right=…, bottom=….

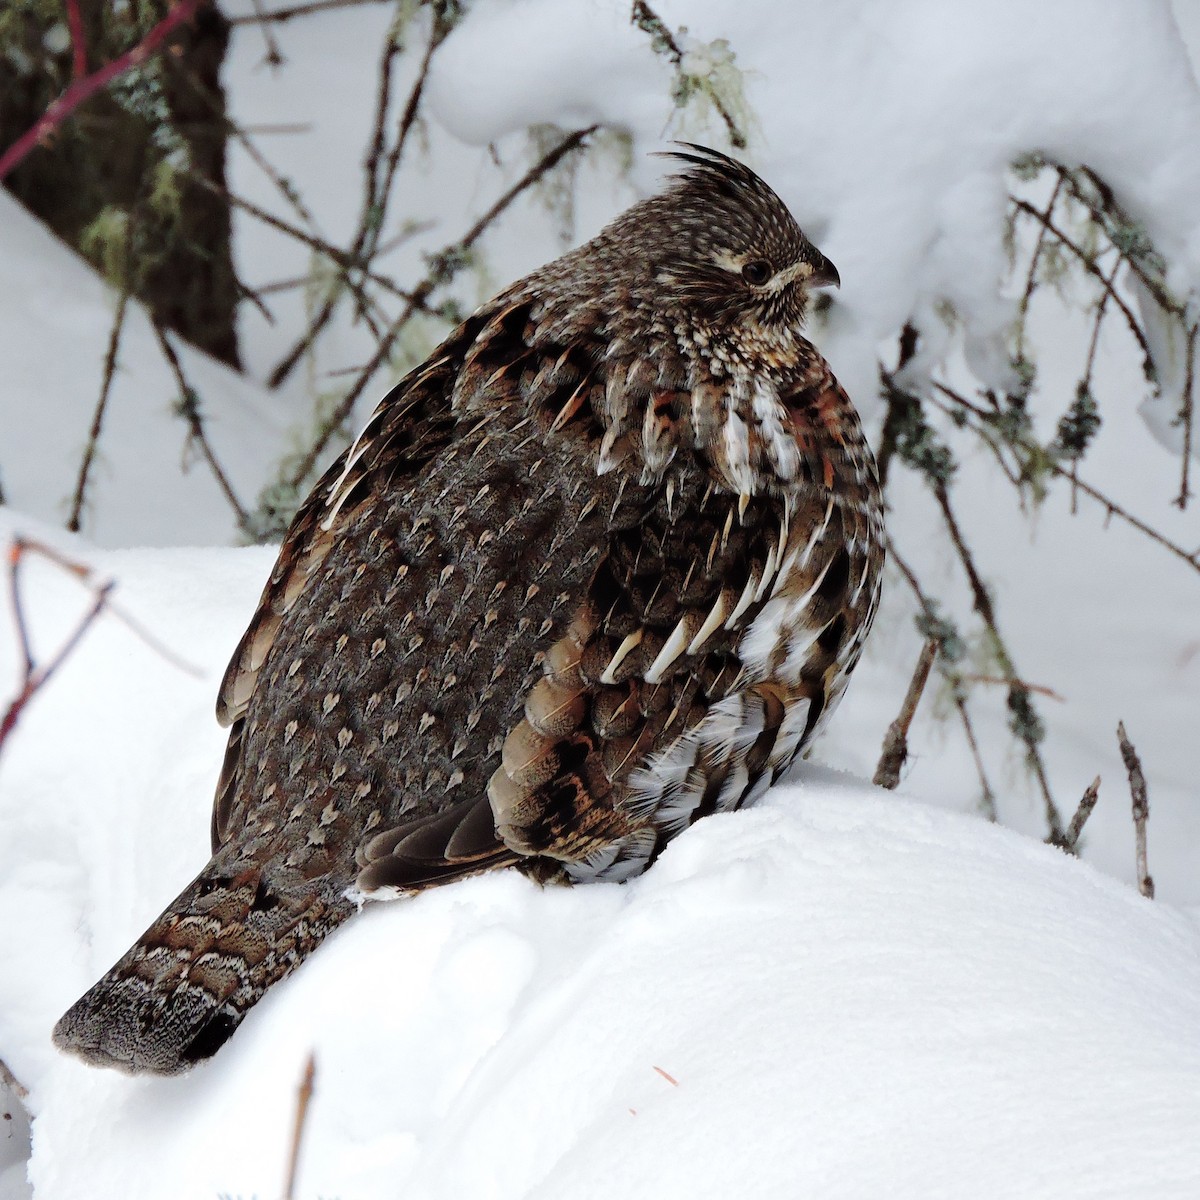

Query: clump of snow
left=1, top=512, right=1199, bottom=1199
left=424, top=0, right=1200, bottom=408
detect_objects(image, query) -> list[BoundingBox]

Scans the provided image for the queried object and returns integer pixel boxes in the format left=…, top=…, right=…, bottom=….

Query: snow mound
left=1, top=513, right=1198, bottom=1199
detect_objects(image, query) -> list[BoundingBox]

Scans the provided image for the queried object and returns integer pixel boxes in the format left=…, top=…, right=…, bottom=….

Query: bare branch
left=68, top=284, right=131, bottom=534
left=0, top=1055, right=28, bottom=1101
left=932, top=482, right=1063, bottom=840
left=1014, top=173, right=1064, bottom=366
left=1175, top=322, right=1197, bottom=511
left=1051, top=776, right=1100, bottom=855
left=283, top=1053, right=316, bottom=1200
left=151, top=322, right=251, bottom=533
left=630, top=0, right=748, bottom=149
left=934, top=382, right=1200, bottom=576
left=65, top=0, right=88, bottom=80
left=1, top=542, right=111, bottom=752
left=886, top=539, right=998, bottom=819
left=873, top=639, right=937, bottom=790
left=285, top=124, right=600, bottom=492
left=1011, top=197, right=1154, bottom=374
left=0, top=0, right=207, bottom=182
left=229, top=0, right=391, bottom=23
left=1116, top=722, right=1154, bottom=899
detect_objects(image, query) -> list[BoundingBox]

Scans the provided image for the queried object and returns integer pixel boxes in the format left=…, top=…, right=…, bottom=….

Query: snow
left=1, top=515, right=1198, bottom=1199
left=4, top=0, right=1200, bottom=1196
left=0, top=195, right=293, bottom=548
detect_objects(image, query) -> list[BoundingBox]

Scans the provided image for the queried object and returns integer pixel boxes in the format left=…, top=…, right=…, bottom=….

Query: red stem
left=66, top=0, right=88, bottom=80
left=0, top=0, right=205, bottom=182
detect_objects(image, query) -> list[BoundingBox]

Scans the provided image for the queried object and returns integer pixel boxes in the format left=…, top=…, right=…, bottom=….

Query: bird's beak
left=811, top=253, right=840, bottom=291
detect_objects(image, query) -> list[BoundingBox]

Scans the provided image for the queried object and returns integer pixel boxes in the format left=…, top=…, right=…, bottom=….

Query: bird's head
left=605, top=144, right=839, bottom=343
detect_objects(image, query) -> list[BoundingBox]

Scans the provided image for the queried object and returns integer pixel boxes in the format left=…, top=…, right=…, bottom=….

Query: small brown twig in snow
left=1051, top=776, right=1100, bottom=855
left=1116, top=722, right=1154, bottom=899
left=873, top=639, right=938, bottom=790
left=283, top=1053, right=317, bottom=1200
left=0, top=1055, right=29, bottom=1101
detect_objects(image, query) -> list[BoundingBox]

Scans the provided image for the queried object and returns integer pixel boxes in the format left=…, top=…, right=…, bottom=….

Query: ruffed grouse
left=55, top=145, right=884, bottom=1074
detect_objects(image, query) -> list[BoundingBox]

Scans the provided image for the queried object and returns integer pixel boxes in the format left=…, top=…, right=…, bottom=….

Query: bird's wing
left=355, top=341, right=795, bottom=890
left=210, top=317, right=486, bottom=852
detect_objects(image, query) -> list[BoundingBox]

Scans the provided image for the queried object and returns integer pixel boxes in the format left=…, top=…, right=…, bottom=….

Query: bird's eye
left=741, top=259, right=773, bottom=286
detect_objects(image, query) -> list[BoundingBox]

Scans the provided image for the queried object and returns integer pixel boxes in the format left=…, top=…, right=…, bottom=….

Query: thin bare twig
left=873, top=639, right=937, bottom=789
left=934, top=382, right=1200, bottom=576
left=229, top=0, right=390, bottom=23
left=932, top=482, right=1063, bottom=839
left=1011, top=198, right=1154, bottom=373
left=886, top=539, right=998, bottom=819
left=248, top=0, right=286, bottom=66
left=1116, top=722, right=1154, bottom=899
left=958, top=674, right=1065, bottom=702
left=2, top=539, right=200, bottom=758
left=0, top=1055, right=28, bottom=1101
left=151, top=322, right=251, bottom=532
left=283, top=1053, right=317, bottom=1200
left=630, top=0, right=748, bottom=149
left=266, top=9, right=447, bottom=389
left=68, top=283, right=131, bottom=533
left=1014, top=173, right=1064, bottom=365
left=0, top=0, right=206, bottom=181
left=64, top=0, right=88, bottom=80
left=1, top=542, right=112, bottom=751
left=1052, top=775, right=1100, bottom=855
left=285, top=124, right=599, bottom=491
left=1175, top=322, right=1197, bottom=510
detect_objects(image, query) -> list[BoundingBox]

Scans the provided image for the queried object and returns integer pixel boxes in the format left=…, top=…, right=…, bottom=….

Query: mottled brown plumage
left=54, top=145, right=884, bottom=1075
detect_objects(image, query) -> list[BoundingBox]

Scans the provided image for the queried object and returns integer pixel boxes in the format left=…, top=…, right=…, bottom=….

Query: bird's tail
left=53, top=860, right=355, bottom=1075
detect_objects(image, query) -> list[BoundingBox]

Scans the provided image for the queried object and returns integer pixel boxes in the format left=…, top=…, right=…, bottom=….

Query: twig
left=248, top=0, right=286, bottom=66
left=886, top=540, right=998, bottom=819
left=873, top=639, right=937, bottom=789
left=68, top=282, right=132, bottom=533
left=283, top=1053, right=316, bottom=1200
left=1014, top=173, right=1064, bottom=366
left=932, top=482, right=1063, bottom=840
left=229, top=0, right=390, bottom=23
left=1175, top=322, right=1197, bottom=510
left=1011, top=198, right=1154, bottom=373
left=65, top=0, right=88, bottom=81
left=934, top=382, right=1200, bottom=575
left=151, top=322, right=251, bottom=532
left=1, top=539, right=201, bottom=757
left=1116, top=722, right=1154, bottom=899
left=957, top=674, right=1065, bottom=702
left=0, top=0, right=206, bottom=181
left=1, top=542, right=112, bottom=752
left=1061, top=166, right=1185, bottom=317
left=630, top=0, right=748, bottom=149
left=267, top=7, right=453, bottom=389
left=1051, top=775, right=1100, bottom=855
left=285, top=124, right=599, bottom=491
left=0, top=1056, right=28, bottom=1102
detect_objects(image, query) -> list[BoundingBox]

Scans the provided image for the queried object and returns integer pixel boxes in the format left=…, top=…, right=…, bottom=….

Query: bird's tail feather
left=53, top=861, right=354, bottom=1075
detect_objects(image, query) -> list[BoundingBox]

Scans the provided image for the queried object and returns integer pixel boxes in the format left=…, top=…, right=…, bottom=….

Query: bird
left=53, top=144, right=884, bottom=1075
